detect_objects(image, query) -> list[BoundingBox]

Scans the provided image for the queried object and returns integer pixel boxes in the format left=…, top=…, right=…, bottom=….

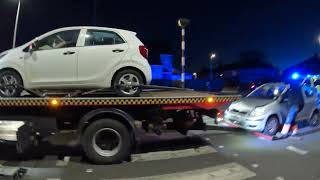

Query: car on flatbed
left=0, top=26, right=152, bottom=97
left=224, top=82, right=320, bottom=135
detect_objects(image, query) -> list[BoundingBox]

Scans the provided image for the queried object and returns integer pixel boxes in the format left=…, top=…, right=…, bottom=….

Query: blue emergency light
left=291, top=72, right=300, bottom=80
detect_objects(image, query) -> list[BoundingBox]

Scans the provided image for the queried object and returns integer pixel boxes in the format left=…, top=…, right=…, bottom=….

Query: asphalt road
left=1, top=127, right=320, bottom=180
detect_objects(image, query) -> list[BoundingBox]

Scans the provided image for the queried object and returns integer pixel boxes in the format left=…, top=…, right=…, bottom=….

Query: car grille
left=230, top=109, right=248, bottom=115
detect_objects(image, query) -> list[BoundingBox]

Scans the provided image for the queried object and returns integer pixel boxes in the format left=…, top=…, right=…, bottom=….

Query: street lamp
left=209, top=52, right=216, bottom=81
left=177, top=18, right=190, bottom=88
left=12, top=0, right=21, bottom=48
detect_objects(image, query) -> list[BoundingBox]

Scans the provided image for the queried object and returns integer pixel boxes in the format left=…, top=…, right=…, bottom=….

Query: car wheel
left=113, top=69, right=143, bottom=97
left=0, top=70, right=23, bottom=97
left=263, top=116, right=280, bottom=136
left=81, top=119, right=132, bottom=164
left=309, top=111, right=320, bottom=127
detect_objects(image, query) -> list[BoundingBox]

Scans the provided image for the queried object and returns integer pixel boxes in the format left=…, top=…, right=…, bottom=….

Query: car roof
left=57, top=26, right=135, bottom=33
left=36, top=26, right=136, bottom=40
left=261, top=82, right=286, bottom=86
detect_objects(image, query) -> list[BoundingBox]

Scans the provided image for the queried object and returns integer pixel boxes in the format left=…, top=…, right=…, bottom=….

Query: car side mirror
left=23, top=41, right=38, bottom=53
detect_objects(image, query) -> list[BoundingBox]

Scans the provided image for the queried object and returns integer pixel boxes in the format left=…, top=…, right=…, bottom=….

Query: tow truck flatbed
left=0, top=90, right=239, bottom=107
left=0, top=90, right=240, bottom=164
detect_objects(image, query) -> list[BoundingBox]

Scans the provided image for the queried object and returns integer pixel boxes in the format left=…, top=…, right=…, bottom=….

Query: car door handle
left=112, top=49, right=124, bottom=53
left=63, top=51, right=75, bottom=55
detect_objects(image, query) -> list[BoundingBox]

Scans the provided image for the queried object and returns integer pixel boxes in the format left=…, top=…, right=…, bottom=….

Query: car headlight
left=250, top=107, right=266, bottom=117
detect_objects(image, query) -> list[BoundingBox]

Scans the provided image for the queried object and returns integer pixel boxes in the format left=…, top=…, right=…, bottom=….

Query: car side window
left=36, top=30, right=80, bottom=51
left=84, top=30, right=125, bottom=46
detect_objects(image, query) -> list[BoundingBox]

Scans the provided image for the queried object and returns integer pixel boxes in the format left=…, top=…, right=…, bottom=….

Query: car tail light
left=139, top=45, right=148, bottom=60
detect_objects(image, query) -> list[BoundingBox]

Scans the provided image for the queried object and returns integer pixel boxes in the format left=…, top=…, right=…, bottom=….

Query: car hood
left=230, top=98, right=275, bottom=112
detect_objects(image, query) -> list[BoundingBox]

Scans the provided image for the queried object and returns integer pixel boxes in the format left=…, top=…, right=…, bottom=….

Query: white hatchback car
left=0, top=26, right=152, bottom=97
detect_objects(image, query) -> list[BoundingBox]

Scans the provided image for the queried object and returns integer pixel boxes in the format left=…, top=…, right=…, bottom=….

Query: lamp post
left=209, top=53, right=216, bottom=81
left=12, top=0, right=21, bottom=48
left=177, top=18, right=190, bottom=88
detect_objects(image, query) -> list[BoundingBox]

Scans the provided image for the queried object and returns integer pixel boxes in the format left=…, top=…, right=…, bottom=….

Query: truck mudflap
left=16, top=122, right=39, bottom=154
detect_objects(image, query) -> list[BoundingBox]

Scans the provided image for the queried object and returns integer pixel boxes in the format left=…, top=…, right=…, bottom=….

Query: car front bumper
left=223, top=111, right=267, bottom=132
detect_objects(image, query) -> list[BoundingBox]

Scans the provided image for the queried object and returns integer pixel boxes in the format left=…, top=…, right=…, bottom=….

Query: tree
left=236, top=49, right=274, bottom=68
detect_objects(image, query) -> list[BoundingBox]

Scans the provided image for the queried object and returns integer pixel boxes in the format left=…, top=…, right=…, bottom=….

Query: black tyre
left=81, top=119, right=132, bottom=164
left=309, top=111, right=320, bottom=127
left=263, top=116, right=280, bottom=136
left=0, top=70, right=23, bottom=97
left=113, top=69, right=143, bottom=97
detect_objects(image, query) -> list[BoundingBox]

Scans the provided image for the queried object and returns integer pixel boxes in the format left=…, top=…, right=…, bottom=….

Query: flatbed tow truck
left=0, top=87, right=239, bottom=165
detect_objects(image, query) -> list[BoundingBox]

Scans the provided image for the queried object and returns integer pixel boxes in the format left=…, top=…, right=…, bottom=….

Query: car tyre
left=309, top=111, right=320, bottom=127
left=263, top=116, right=280, bottom=136
left=0, top=70, right=23, bottom=97
left=81, top=119, right=132, bottom=164
left=113, top=69, right=143, bottom=97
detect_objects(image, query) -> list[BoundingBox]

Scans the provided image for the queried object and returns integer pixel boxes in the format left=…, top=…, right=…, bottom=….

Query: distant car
left=0, top=26, right=152, bottom=97
left=224, top=82, right=320, bottom=135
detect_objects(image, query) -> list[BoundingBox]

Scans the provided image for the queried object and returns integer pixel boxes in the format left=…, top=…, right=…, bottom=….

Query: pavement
left=1, top=126, right=320, bottom=180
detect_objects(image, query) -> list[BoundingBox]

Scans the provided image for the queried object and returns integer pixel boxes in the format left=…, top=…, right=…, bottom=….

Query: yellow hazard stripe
left=0, top=96, right=240, bottom=107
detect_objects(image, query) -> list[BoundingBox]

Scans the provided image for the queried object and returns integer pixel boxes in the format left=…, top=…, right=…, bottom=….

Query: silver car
left=224, top=82, right=320, bottom=135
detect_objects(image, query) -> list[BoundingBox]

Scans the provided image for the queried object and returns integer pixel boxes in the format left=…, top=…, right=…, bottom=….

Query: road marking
left=56, top=156, right=70, bottom=167
left=251, top=164, right=259, bottom=168
left=131, top=145, right=217, bottom=162
left=286, top=146, right=308, bottom=155
left=86, top=168, right=93, bottom=173
left=47, top=179, right=61, bottom=180
left=113, top=162, right=256, bottom=180
left=275, top=176, right=285, bottom=180
left=218, top=145, right=224, bottom=149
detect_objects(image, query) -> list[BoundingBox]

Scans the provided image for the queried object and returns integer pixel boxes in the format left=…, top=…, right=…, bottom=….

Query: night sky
left=1, top=0, right=320, bottom=72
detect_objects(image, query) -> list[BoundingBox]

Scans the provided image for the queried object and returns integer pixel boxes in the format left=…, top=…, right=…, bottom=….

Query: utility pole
left=177, top=18, right=190, bottom=88
left=12, top=0, right=21, bottom=48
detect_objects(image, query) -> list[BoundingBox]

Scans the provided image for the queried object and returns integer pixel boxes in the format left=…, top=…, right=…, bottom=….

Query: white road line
left=47, top=179, right=61, bottom=180
left=131, top=145, right=217, bottom=162
left=275, top=176, right=285, bottom=180
left=86, top=168, right=93, bottom=173
left=113, top=162, right=256, bottom=180
left=56, top=156, right=70, bottom=167
left=218, top=145, right=224, bottom=149
left=251, top=164, right=259, bottom=168
left=286, top=146, right=308, bottom=155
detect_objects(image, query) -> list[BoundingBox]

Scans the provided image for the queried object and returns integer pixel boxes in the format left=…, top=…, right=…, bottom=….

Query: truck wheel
left=113, top=69, right=143, bottom=97
left=309, top=111, right=320, bottom=127
left=82, top=119, right=132, bottom=164
left=0, top=70, right=23, bottom=97
left=263, top=116, right=280, bottom=136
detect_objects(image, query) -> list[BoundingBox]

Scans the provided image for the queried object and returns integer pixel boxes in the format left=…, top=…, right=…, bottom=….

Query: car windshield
left=247, top=84, right=287, bottom=99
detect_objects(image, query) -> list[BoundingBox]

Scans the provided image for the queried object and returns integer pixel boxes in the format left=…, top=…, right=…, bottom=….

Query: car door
left=76, top=29, right=129, bottom=85
left=297, top=84, right=316, bottom=121
left=24, top=29, right=80, bottom=87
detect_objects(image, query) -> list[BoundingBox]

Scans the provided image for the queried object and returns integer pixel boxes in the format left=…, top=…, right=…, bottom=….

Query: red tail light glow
left=139, top=45, right=148, bottom=60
